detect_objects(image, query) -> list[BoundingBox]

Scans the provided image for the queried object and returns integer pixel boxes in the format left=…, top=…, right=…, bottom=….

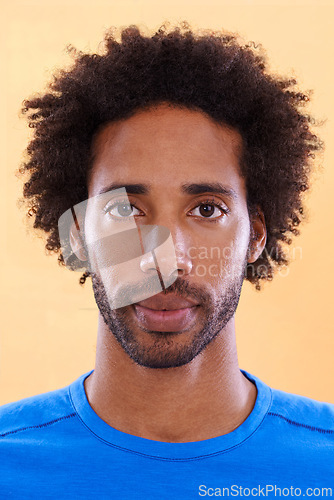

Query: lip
left=136, top=293, right=199, bottom=311
left=133, top=304, right=199, bottom=332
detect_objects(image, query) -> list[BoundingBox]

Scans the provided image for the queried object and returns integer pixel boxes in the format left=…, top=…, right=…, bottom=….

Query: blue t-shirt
left=0, top=369, right=333, bottom=499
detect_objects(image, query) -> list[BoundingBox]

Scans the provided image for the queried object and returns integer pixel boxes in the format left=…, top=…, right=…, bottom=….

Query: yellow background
left=1, top=0, right=333, bottom=405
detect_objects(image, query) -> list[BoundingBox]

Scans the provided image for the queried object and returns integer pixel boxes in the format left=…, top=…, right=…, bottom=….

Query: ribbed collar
left=69, top=368, right=272, bottom=461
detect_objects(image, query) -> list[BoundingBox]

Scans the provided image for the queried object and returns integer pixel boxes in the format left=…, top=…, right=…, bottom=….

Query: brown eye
left=190, top=201, right=228, bottom=220
left=198, top=203, right=215, bottom=217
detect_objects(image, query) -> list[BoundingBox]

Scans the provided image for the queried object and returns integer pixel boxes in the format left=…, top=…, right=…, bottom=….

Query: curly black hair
left=17, top=22, right=324, bottom=291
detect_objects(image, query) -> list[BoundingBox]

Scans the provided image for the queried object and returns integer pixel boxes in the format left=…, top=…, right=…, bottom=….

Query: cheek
left=187, top=220, right=250, bottom=282
left=223, top=220, right=251, bottom=278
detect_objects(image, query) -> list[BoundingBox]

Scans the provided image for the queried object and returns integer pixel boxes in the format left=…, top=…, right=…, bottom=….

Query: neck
left=84, top=314, right=257, bottom=443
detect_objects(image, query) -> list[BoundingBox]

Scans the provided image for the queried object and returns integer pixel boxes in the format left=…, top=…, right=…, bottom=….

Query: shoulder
left=266, top=385, right=334, bottom=438
left=251, top=380, right=334, bottom=481
left=0, top=383, right=76, bottom=439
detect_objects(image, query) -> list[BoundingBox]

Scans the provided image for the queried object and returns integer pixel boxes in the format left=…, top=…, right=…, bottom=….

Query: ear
left=247, top=206, right=267, bottom=264
left=69, top=218, right=88, bottom=262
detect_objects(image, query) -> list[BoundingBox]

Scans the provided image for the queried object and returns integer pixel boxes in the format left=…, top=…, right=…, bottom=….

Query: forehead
left=88, top=104, right=245, bottom=197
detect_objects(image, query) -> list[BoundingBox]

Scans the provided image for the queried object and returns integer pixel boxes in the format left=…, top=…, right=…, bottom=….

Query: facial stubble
left=90, top=256, right=247, bottom=369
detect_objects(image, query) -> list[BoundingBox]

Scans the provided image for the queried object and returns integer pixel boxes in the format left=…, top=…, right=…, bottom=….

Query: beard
left=90, top=256, right=247, bottom=369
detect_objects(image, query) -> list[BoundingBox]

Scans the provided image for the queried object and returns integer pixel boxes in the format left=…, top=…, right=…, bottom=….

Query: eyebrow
left=97, top=182, right=238, bottom=200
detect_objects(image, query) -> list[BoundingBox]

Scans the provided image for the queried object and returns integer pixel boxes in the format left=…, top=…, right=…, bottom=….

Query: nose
left=139, top=225, right=193, bottom=281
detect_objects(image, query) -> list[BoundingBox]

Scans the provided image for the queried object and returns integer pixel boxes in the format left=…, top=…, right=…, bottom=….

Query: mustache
left=91, top=270, right=208, bottom=311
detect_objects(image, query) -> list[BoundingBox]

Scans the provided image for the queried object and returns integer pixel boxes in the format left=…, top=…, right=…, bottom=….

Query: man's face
left=85, top=103, right=253, bottom=369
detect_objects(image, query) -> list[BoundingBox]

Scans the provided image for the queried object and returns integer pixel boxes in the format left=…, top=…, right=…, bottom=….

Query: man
left=1, top=23, right=333, bottom=498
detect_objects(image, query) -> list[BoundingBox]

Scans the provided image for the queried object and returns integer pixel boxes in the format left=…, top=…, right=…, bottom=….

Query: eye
left=104, top=200, right=141, bottom=220
left=189, top=199, right=229, bottom=221
left=103, top=198, right=230, bottom=223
